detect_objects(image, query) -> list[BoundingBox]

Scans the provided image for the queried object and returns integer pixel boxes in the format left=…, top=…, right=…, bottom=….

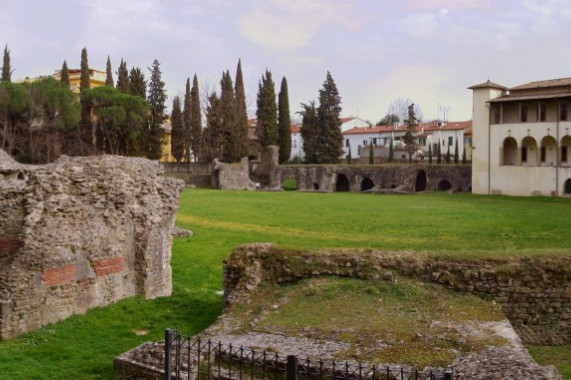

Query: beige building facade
left=470, top=78, right=571, bottom=196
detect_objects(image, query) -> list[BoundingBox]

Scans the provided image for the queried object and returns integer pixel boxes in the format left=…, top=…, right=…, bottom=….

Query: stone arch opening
left=281, top=177, right=297, bottom=191
left=335, top=174, right=350, bottom=192
left=565, top=179, right=571, bottom=195
left=360, top=177, right=374, bottom=192
left=502, top=137, right=517, bottom=165
left=521, top=136, right=537, bottom=165
left=540, top=136, right=557, bottom=166
left=415, top=170, right=427, bottom=192
left=313, top=182, right=320, bottom=190
left=438, top=180, right=452, bottom=191
left=561, top=135, right=571, bottom=165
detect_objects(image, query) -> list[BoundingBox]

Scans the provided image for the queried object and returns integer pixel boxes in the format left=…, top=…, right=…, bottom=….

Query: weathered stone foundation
left=0, top=150, right=184, bottom=339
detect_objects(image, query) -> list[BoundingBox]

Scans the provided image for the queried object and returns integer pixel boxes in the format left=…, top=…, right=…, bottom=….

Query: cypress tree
left=147, top=58, right=167, bottom=159
left=454, top=137, right=459, bottom=164
left=204, top=92, right=222, bottom=161
left=277, top=76, right=291, bottom=164
left=129, top=67, right=146, bottom=99
left=446, top=145, right=451, bottom=164
left=437, top=139, right=442, bottom=164
left=105, top=55, right=114, bottom=86
left=183, top=77, right=192, bottom=163
left=79, top=47, right=90, bottom=93
left=60, top=60, right=70, bottom=88
left=116, top=59, right=130, bottom=94
left=170, top=96, right=184, bottom=163
left=316, top=71, right=343, bottom=164
left=220, top=71, right=240, bottom=162
left=256, top=70, right=278, bottom=147
left=388, top=138, right=394, bottom=163
left=368, top=143, right=374, bottom=164
left=346, top=146, right=352, bottom=164
left=462, top=149, right=467, bottom=164
left=299, top=101, right=318, bottom=163
left=234, top=59, right=249, bottom=159
left=428, top=143, right=432, bottom=164
left=189, top=74, right=201, bottom=164
left=2, top=45, right=11, bottom=82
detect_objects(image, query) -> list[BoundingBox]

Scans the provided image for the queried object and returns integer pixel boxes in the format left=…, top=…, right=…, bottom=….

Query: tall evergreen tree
left=234, top=59, right=249, bottom=159
left=147, top=59, right=167, bottom=159
left=2, top=45, right=11, bottom=83
left=116, top=59, right=130, bottom=94
left=346, top=146, right=352, bottom=164
left=79, top=47, right=90, bottom=93
left=220, top=70, right=240, bottom=162
left=277, top=76, right=291, bottom=164
left=446, top=145, right=451, bottom=164
left=203, top=92, right=222, bottom=161
left=60, top=60, right=70, bottom=88
left=189, top=74, right=202, bottom=163
left=105, top=55, right=114, bottom=86
left=388, top=138, right=394, bottom=163
left=428, top=143, right=433, bottom=164
left=454, top=137, right=459, bottom=164
left=403, top=103, right=418, bottom=163
left=170, top=96, right=184, bottom=163
left=256, top=70, right=278, bottom=147
left=368, top=142, right=374, bottom=164
left=316, top=71, right=343, bottom=163
left=462, top=149, right=467, bottom=164
left=129, top=67, right=146, bottom=99
left=183, top=77, right=192, bottom=163
left=299, top=101, right=318, bottom=163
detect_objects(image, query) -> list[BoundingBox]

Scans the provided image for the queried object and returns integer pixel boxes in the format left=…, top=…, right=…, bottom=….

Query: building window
left=448, top=136, right=453, bottom=146
left=293, top=140, right=297, bottom=148
left=521, top=105, right=528, bottom=122
left=363, top=140, right=367, bottom=146
left=383, top=138, right=388, bottom=145
left=345, top=139, right=349, bottom=147
left=433, top=143, right=438, bottom=153
left=493, top=110, right=501, bottom=124
left=442, top=139, right=445, bottom=146
left=539, top=104, right=546, bottom=121
left=562, top=146, right=568, bottom=162
left=372, top=137, right=377, bottom=146
left=561, top=104, right=569, bottom=121
left=541, top=146, right=546, bottom=162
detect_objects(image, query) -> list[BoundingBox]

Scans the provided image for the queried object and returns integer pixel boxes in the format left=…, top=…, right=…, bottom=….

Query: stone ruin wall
left=0, top=150, right=184, bottom=339
left=224, top=244, right=571, bottom=346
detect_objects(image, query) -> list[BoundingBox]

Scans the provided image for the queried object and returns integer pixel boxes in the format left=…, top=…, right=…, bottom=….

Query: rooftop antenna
left=439, top=104, right=450, bottom=123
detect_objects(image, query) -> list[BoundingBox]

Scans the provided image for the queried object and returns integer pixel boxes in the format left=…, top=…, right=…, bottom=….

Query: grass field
left=0, top=189, right=570, bottom=379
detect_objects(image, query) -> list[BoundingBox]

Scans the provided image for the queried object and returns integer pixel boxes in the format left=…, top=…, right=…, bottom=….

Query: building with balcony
left=469, top=78, right=571, bottom=196
left=53, top=68, right=106, bottom=93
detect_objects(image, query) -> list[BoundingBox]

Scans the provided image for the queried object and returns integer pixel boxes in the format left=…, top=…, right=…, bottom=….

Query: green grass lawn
left=0, top=189, right=570, bottom=379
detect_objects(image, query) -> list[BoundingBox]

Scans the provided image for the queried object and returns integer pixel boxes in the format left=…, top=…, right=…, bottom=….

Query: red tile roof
left=342, top=121, right=472, bottom=135
left=291, top=125, right=301, bottom=133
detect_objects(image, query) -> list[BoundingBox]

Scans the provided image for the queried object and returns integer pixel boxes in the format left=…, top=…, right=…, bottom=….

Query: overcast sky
left=2, top=0, right=571, bottom=123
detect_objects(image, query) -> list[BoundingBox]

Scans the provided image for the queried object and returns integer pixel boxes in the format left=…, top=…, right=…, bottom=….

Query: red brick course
left=93, top=257, right=125, bottom=276
left=43, top=265, right=77, bottom=286
left=0, top=237, right=19, bottom=253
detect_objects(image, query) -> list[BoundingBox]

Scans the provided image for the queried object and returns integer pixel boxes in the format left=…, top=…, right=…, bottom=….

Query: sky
left=2, top=0, right=571, bottom=124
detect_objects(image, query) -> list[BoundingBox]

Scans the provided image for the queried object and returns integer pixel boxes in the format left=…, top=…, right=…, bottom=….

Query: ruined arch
left=502, top=137, right=517, bottom=165
left=360, top=177, right=374, bottom=192
left=560, top=135, right=571, bottom=165
left=438, top=179, right=452, bottom=191
left=415, top=170, right=427, bottom=192
left=281, top=177, right=297, bottom=191
left=565, top=179, right=571, bottom=195
left=335, top=174, right=350, bottom=192
left=521, top=136, right=537, bottom=165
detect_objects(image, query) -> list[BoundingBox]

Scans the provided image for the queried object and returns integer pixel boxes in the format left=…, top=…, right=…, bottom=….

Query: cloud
left=405, top=0, right=489, bottom=11
left=238, top=0, right=363, bottom=51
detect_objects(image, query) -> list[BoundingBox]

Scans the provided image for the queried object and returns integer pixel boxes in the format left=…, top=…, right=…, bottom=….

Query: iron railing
left=164, top=329, right=453, bottom=380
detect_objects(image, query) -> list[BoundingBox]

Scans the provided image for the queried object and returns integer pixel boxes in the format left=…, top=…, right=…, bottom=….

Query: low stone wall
left=212, top=157, right=256, bottom=190
left=0, top=150, right=184, bottom=339
left=223, top=244, right=571, bottom=346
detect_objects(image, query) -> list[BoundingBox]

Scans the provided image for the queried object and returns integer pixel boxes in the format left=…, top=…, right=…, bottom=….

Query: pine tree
left=147, top=59, right=167, bottom=159
left=316, top=71, right=343, bottom=164
left=105, top=55, right=114, bottom=86
left=2, top=45, right=11, bottom=82
left=368, top=142, right=374, bottom=164
left=454, top=137, right=459, bottom=164
left=170, top=96, right=184, bottom=163
left=234, top=59, right=249, bottom=159
left=256, top=70, right=278, bottom=147
left=428, top=143, right=432, bottom=164
left=299, top=101, right=318, bottom=163
left=129, top=67, right=146, bottom=99
left=446, top=145, right=451, bottom=164
left=116, top=59, right=130, bottom=94
left=346, top=146, right=352, bottom=164
left=220, top=70, right=240, bottom=162
left=437, top=140, right=442, bottom=164
left=462, top=149, right=467, bottom=164
left=183, top=78, right=192, bottom=163
left=388, top=138, right=394, bottom=163
left=190, top=75, right=202, bottom=163
left=204, top=92, right=222, bottom=161
left=403, top=103, right=418, bottom=163
left=80, top=47, right=90, bottom=93
left=277, top=77, right=291, bottom=164
left=60, top=60, right=70, bottom=89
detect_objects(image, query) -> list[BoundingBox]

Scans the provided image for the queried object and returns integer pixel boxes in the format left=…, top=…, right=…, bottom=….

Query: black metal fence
left=165, top=329, right=453, bottom=380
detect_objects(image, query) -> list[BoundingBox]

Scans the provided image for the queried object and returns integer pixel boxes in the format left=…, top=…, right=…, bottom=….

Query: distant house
left=53, top=68, right=106, bottom=93
left=289, top=125, right=303, bottom=161
left=469, top=78, right=571, bottom=196
left=339, top=117, right=371, bottom=132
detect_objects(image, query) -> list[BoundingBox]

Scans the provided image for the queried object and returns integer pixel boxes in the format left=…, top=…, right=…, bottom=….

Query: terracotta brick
left=0, top=237, right=19, bottom=253
left=93, top=257, right=125, bottom=276
left=44, top=265, right=76, bottom=286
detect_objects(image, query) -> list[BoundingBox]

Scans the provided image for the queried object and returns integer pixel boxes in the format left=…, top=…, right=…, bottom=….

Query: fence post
left=444, top=370, right=453, bottom=380
left=165, top=329, right=172, bottom=380
left=287, top=355, right=298, bottom=380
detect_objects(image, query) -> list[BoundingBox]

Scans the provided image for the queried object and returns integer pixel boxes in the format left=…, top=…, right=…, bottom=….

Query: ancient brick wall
left=0, top=150, right=184, bottom=339
left=223, top=244, right=571, bottom=346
